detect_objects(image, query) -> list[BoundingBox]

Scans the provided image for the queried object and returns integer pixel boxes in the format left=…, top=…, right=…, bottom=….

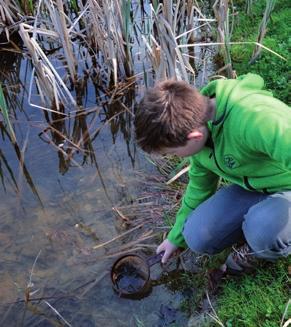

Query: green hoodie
left=167, top=73, right=291, bottom=248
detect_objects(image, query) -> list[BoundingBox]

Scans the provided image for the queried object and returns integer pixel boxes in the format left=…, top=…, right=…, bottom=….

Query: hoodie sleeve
left=167, top=157, right=219, bottom=248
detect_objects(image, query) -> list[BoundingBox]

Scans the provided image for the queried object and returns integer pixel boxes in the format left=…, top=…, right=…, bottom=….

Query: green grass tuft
left=213, top=258, right=291, bottom=327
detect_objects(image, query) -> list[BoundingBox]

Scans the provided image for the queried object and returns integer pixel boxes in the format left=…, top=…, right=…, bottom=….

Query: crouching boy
left=134, top=73, right=291, bottom=274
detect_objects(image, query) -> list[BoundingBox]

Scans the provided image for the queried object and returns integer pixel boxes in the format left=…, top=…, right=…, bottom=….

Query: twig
left=28, top=250, right=42, bottom=288
left=205, top=291, right=225, bottom=327
left=92, top=223, right=144, bottom=249
left=128, top=244, right=156, bottom=249
left=115, top=232, right=158, bottom=251
left=80, top=271, right=108, bottom=298
left=44, top=301, right=72, bottom=327
left=5, top=294, right=77, bottom=305
left=120, top=102, right=135, bottom=116
left=112, top=207, right=131, bottom=223
left=177, top=41, right=287, bottom=61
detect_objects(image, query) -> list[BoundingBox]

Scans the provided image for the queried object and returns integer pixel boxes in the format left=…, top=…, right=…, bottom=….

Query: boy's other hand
left=157, top=239, right=178, bottom=264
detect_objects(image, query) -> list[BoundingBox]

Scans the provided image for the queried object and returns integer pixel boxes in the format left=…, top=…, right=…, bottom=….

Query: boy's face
left=159, top=126, right=209, bottom=158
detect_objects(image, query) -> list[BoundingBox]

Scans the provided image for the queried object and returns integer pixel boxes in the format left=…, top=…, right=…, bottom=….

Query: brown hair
left=134, top=79, right=209, bottom=153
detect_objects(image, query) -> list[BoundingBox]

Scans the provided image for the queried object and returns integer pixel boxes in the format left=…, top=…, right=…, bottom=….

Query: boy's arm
left=167, top=157, right=219, bottom=248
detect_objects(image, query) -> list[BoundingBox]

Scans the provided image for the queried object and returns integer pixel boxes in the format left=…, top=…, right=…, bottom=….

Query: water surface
left=0, top=4, right=216, bottom=324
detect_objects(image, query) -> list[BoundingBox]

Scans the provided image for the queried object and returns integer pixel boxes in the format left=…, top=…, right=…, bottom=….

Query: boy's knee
left=182, top=224, right=219, bottom=255
left=243, top=195, right=291, bottom=258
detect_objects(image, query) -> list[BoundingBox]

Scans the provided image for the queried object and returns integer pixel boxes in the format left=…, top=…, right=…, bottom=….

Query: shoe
left=207, top=265, right=227, bottom=292
left=225, top=244, right=257, bottom=275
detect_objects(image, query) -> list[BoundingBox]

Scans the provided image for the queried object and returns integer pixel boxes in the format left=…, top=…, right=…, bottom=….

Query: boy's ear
left=187, top=130, right=203, bottom=140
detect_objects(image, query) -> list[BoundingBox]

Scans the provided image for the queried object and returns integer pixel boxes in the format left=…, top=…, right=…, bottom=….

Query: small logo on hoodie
left=224, top=155, right=239, bottom=169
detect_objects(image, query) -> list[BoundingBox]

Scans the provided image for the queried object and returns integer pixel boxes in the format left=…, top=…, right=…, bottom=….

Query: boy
left=134, top=73, right=291, bottom=274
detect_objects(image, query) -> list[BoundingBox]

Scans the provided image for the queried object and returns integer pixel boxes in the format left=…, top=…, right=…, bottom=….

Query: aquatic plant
left=0, top=0, right=34, bottom=40
left=0, top=0, right=21, bottom=40
left=84, top=0, right=134, bottom=84
left=141, top=1, right=215, bottom=83
left=0, top=83, right=16, bottom=143
left=213, top=0, right=234, bottom=78
left=18, top=22, right=76, bottom=112
left=43, top=0, right=77, bottom=81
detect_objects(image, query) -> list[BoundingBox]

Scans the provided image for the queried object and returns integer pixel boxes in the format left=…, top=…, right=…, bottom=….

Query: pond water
left=0, top=2, right=216, bottom=326
left=0, top=49, right=191, bottom=327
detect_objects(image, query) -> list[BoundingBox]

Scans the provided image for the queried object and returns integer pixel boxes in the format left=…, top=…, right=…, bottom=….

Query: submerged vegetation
left=0, top=0, right=290, bottom=326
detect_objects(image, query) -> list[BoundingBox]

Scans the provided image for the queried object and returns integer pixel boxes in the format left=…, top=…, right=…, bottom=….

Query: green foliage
left=18, top=0, right=34, bottom=14
left=231, top=0, right=290, bottom=103
left=151, top=0, right=160, bottom=12
left=0, top=84, right=16, bottom=143
left=121, top=0, right=132, bottom=45
left=69, top=0, right=79, bottom=12
left=212, top=258, right=291, bottom=327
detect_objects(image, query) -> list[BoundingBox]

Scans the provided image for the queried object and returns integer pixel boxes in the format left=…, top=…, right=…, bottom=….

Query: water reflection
left=0, top=44, right=188, bottom=326
left=0, top=3, right=217, bottom=323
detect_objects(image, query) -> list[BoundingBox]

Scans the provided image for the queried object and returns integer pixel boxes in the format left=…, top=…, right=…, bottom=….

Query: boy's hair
left=134, top=79, right=209, bottom=153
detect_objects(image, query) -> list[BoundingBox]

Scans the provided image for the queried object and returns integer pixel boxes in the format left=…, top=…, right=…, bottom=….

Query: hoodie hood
left=200, top=73, right=273, bottom=127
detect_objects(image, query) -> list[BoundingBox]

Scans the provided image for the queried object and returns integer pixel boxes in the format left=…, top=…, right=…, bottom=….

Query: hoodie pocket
left=243, top=176, right=271, bottom=194
left=243, top=176, right=257, bottom=191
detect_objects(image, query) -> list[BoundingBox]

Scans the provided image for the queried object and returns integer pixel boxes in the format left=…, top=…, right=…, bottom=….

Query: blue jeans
left=182, top=185, right=291, bottom=261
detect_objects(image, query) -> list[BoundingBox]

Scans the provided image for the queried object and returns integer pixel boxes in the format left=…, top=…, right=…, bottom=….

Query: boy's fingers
left=157, top=239, right=179, bottom=263
left=156, top=244, right=164, bottom=254
left=161, top=251, right=170, bottom=264
left=161, top=249, right=174, bottom=263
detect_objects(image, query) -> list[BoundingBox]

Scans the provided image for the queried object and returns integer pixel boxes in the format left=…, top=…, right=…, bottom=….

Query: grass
left=230, top=0, right=290, bottom=104
left=212, top=258, right=291, bottom=327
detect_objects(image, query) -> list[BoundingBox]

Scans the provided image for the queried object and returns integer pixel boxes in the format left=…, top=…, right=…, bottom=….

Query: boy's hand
left=157, top=239, right=178, bottom=264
